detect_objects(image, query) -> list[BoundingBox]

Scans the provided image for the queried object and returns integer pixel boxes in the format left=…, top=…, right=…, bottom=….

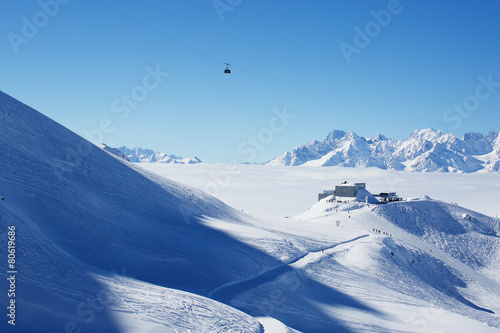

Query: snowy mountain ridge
left=268, top=128, right=500, bottom=172
left=117, top=146, right=201, bottom=164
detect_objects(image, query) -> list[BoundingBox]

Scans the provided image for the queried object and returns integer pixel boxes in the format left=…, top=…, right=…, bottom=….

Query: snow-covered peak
left=409, top=128, right=439, bottom=141
left=118, top=146, right=201, bottom=164
left=463, top=132, right=484, bottom=141
left=325, top=129, right=347, bottom=142
left=371, top=133, right=388, bottom=142
left=267, top=129, right=499, bottom=172
left=492, top=132, right=500, bottom=152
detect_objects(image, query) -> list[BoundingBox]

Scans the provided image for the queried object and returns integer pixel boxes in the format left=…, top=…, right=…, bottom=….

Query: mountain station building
left=317, top=181, right=401, bottom=204
left=318, top=182, right=367, bottom=201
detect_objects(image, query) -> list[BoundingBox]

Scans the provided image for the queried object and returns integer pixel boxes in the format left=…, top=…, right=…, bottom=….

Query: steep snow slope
left=0, top=90, right=278, bottom=292
left=0, top=91, right=283, bottom=332
left=0, top=201, right=262, bottom=332
left=268, top=129, right=500, bottom=172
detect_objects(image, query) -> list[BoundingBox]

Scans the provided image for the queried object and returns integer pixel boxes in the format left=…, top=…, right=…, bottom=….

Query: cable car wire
left=136, top=0, right=449, bottom=116
left=88, top=0, right=455, bottom=128
left=89, top=0, right=227, bottom=65
left=181, top=0, right=458, bottom=105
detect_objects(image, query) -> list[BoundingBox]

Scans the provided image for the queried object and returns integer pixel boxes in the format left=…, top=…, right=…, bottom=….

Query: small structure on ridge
left=318, top=181, right=379, bottom=204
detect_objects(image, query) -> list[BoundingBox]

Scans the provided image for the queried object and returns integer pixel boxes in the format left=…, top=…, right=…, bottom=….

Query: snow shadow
left=375, top=200, right=467, bottom=236
left=409, top=250, right=494, bottom=314
left=0, top=214, right=121, bottom=333
left=383, top=239, right=494, bottom=314
left=0, top=91, right=280, bottom=331
left=211, top=261, right=387, bottom=332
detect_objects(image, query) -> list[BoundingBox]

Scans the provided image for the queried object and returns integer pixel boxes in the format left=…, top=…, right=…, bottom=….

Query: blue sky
left=1, top=0, right=500, bottom=163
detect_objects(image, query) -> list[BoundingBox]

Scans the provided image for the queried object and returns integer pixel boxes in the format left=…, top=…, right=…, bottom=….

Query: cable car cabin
left=224, top=63, right=231, bottom=74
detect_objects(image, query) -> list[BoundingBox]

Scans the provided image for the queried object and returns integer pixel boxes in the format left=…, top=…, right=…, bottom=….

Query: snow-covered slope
left=118, top=146, right=201, bottom=164
left=207, top=196, right=500, bottom=332
left=98, top=143, right=129, bottom=160
left=0, top=90, right=274, bottom=332
left=1, top=90, right=499, bottom=332
left=287, top=197, right=500, bottom=332
left=268, top=129, right=500, bottom=172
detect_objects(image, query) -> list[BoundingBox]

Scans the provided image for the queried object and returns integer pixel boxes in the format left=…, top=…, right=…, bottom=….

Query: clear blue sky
left=1, top=1, right=500, bottom=163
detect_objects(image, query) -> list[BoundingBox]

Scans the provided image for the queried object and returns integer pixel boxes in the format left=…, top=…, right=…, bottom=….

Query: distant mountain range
left=115, top=146, right=202, bottom=164
left=267, top=129, right=500, bottom=173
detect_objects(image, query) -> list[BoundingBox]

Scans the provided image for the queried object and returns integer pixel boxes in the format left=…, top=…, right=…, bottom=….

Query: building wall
left=318, top=193, right=330, bottom=201
left=318, top=183, right=368, bottom=201
left=334, top=185, right=357, bottom=197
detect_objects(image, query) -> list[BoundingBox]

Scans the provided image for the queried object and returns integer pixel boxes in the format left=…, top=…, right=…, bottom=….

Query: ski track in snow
left=209, top=234, right=371, bottom=304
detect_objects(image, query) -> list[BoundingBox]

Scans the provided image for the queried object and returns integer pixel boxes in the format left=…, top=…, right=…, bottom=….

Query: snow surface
left=0, top=91, right=264, bottom=332
left=1, top=90, right=499, bottom=332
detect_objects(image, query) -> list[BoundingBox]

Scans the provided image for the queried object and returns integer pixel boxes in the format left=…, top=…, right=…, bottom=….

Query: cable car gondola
left=224, top=63, right=231, bottom=74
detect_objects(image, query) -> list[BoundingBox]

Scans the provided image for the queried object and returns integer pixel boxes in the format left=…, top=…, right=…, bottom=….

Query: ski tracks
left=209, top=233, right=372, bottom=303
